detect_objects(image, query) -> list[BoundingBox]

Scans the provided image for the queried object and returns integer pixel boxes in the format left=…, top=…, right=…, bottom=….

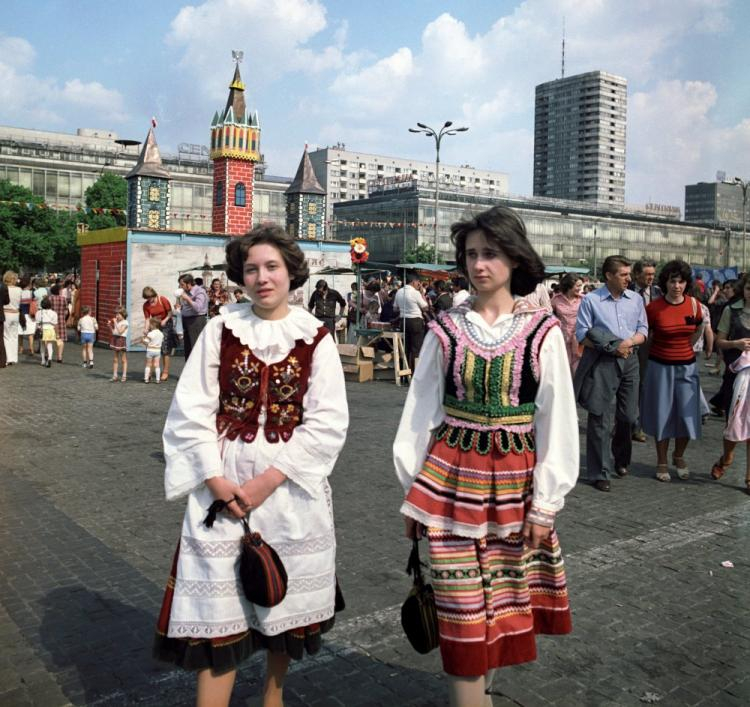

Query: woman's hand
left=205, top=476, right=252, bottom=519
left=522, top=520, right=551, bottom=549
left=240, top=467, right=286, bottom=510
left=404, top=516, right=423, bottom=540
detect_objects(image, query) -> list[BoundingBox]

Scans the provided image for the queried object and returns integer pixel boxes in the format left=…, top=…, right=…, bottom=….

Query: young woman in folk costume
left=394, top=206, right=578, bottom=707
left=154, top=225, right=349, bottom=707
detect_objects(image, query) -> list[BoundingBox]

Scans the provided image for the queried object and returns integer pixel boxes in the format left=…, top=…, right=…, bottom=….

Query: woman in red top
left=640, top=260, right=704, bottom=482
left=142, top=286, right=178, bottom=381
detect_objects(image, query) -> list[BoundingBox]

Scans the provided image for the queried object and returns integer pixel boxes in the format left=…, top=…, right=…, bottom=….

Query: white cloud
left=167, top=0, right=350, bottom=98
left=628, top=80, right=750, bottom=206
left=0, top=33, right=128, bottom=126
left=304, top=0, right=739, bottom=202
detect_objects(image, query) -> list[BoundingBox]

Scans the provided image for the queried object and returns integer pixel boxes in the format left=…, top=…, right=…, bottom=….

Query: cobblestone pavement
left=0, top=344, right=748, bottom=706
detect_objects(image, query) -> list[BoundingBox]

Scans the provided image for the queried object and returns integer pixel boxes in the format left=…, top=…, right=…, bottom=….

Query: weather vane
left=232, top=50, right=244, bottom=64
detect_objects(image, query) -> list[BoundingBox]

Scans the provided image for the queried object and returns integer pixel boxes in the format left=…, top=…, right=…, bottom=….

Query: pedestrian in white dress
left=154, top=225, right=349, bottom=707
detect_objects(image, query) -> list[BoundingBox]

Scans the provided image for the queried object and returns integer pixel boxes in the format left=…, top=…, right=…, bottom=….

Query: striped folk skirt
left=402, top=428, right=572, bottom=676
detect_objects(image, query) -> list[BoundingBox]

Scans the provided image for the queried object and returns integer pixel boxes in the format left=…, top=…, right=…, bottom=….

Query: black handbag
left=401, top=539, right=439, bottom=654
left=203, top=499, right=288, bottom=608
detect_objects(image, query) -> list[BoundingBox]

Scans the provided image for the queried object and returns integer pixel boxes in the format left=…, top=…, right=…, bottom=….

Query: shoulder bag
left=401, top=539, right=439, bottom=654
left=203, top=499, right=288, bottom=608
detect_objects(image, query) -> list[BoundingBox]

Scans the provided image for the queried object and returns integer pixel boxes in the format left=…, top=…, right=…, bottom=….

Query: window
left=307, top=223, right=317, bottom=238
left=148, top=182, right=160, bottom=202
left=235, top=182, right=246, bottom=207
left=307, top=201, right=317, bottom=214
left=215, top=181, right=223, bottom=206
left=148, top=210, right=160, bottom=228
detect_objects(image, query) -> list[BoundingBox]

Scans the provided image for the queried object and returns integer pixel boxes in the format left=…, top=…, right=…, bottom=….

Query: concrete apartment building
left=308, top=145, right=510, bottom=226
left=0, top=125, right=290, bottom=232
left=533, top=70, right=627, bottom=206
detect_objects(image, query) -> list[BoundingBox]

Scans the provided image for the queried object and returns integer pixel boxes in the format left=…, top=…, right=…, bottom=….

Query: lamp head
left=408, top=128, right=421, bottom=133
left=456, top=126, right=469, bottom=132
left=444, top=121, right=453, bottom=128
left=416, top=122, right=427, bottom=129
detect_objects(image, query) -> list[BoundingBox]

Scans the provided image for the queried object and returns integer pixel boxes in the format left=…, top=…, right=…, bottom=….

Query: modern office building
left=308, top=145, right=510, bottom=228
left=534, top=70, right=627, bottom=206
left=685, top=181, right=746, bottom=227
left=0, top=125, right=290, bottom=231
left=333, top=178, right=736, bottom=270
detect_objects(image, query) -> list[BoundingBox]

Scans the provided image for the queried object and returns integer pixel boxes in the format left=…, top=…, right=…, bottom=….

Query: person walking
left=176, top=274, right=208, bottom=360
left=35, top=297, right=58, bottom=368
left=2, top=271, right=21, bottom=366
left=154, top=225, right=348, bottom=707
left=574, top=256, right=648, bottom=491
left=640, top=261, right=704, bottom=482
left=710, top=347, right=750, bottom=493
left=48, top=284, right=68, bottom=363
left=18, top=275, right=36, bottom=356
left=394, top=206, right=577, bottom=707
left=550, top=274, right=584, bottom=376
left=307, top=279, right=346, bottom=336
left=393, top=272, right=429, bottom=371
left=629, top=258, right=663, bottom=442
left=0, top=276, right=9, bottom=368
left=142, top=287, right=178, bottom=381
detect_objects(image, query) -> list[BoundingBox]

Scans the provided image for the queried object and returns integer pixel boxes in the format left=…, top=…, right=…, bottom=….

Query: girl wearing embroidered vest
left=394, top=206, right=579, bottom=707
left=155, top=225, right=349, bottom=707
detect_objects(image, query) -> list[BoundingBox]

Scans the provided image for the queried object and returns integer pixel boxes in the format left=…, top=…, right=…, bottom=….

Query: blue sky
left=1, top=0, right=748, bottom=209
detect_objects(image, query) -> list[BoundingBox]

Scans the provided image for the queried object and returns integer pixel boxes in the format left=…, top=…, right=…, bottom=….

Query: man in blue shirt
left=574, top=256, right=648, bottom=492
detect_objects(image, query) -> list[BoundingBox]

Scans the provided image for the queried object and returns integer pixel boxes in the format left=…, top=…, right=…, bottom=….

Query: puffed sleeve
left=393, top=330, right=445, bottom=493
left=162, top=316, right=223, bottom=500
left=269, top=334, right=349, bottom=498
left=527, top=325, right=579, bottom=527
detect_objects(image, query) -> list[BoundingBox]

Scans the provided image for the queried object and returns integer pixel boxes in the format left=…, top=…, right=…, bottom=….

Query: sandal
left=160, top=373, right=169, bottom=381
left=655, top=464, right=671, bottom=482
left=710, top=456, right=730, bottom=480
left=673, top=456, right=689, bottom=480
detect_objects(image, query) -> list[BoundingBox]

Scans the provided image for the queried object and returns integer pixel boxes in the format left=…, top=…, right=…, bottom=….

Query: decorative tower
left=285, top=146, right=326, bottom=240
left=125, top=126, right=171, bottom=230
left=210, top=52, right=261, bottom=235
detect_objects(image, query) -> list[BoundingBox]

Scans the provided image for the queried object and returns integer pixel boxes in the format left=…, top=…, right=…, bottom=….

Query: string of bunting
left=0, top=199, right=124, bottom=215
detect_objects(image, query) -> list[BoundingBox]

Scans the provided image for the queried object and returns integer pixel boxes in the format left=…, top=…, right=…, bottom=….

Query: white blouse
left=162, top=304, right=349, bottom=638
left=393, top=304, right=579, bottom=521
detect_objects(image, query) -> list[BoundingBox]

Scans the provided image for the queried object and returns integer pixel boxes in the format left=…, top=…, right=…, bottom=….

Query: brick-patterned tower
left=210, top=57, right=261, bottom=235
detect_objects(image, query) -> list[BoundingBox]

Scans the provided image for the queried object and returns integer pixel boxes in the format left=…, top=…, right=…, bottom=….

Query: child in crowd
left=142, top=317, right=164, bottom=383
left=35, top=297, right=58, bottom=368
left=109, top=307, right=129, bottom=382
left=77, top=306, right=98, bottom=369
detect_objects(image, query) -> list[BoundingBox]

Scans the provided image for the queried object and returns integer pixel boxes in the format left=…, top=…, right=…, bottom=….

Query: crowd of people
left=2, top=206, right=749, bottom=707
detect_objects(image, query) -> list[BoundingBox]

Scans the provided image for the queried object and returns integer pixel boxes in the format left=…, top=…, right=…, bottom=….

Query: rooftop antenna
left=561, top=16, right=566, bottom=78
left=232, top=49, right=244, bottom=64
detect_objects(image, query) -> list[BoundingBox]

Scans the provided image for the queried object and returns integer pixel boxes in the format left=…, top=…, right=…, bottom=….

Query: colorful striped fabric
left=427, top=527, right=572, bottom=676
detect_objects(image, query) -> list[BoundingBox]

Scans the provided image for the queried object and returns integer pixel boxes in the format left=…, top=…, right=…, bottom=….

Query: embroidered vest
left=429, top=308, right=558, bottom=455
left=216, top=325, right=328, bottom=443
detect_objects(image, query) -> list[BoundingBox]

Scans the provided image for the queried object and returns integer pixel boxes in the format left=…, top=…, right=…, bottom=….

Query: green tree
left=84, top=172, right=127, bottom=229
left=403, top=242, right=443, bottom=264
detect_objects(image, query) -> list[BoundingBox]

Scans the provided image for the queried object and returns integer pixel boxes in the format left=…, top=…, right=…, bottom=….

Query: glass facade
left=333, top=184, right=742, bottom=269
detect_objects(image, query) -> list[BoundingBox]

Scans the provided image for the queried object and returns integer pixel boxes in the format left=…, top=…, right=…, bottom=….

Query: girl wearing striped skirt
left=394, top=206, right=579, bottom=706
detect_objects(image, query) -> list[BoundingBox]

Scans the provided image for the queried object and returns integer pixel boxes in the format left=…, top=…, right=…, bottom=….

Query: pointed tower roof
left=285, top=147, right=326, bottom=195
left=125, top=127, right=170, bottom=180
left=222, top=63, right=247, bottom=125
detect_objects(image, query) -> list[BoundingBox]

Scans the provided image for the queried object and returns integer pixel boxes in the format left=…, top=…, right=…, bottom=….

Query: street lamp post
left=733, top=177, right=748, bottom=273
left=408, top=121, right=469, bottom=264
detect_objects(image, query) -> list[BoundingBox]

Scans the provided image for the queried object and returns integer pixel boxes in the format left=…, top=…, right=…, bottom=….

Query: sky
left=1, top=0, right=748, bottom=209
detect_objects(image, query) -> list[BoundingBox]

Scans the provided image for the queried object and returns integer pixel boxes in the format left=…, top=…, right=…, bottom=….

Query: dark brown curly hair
left=451, top=206, right=545, bottom=296
left=225, top=224, right=310, bottom=289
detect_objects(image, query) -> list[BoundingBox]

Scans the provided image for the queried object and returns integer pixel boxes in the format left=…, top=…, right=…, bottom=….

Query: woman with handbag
left=154, top=225, right=349, bottom=707
left=394, top=207, right=578, bottom=707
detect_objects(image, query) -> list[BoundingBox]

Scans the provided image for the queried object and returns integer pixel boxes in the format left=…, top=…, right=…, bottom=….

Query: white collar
left=219, top=303, right=322, bottom=357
